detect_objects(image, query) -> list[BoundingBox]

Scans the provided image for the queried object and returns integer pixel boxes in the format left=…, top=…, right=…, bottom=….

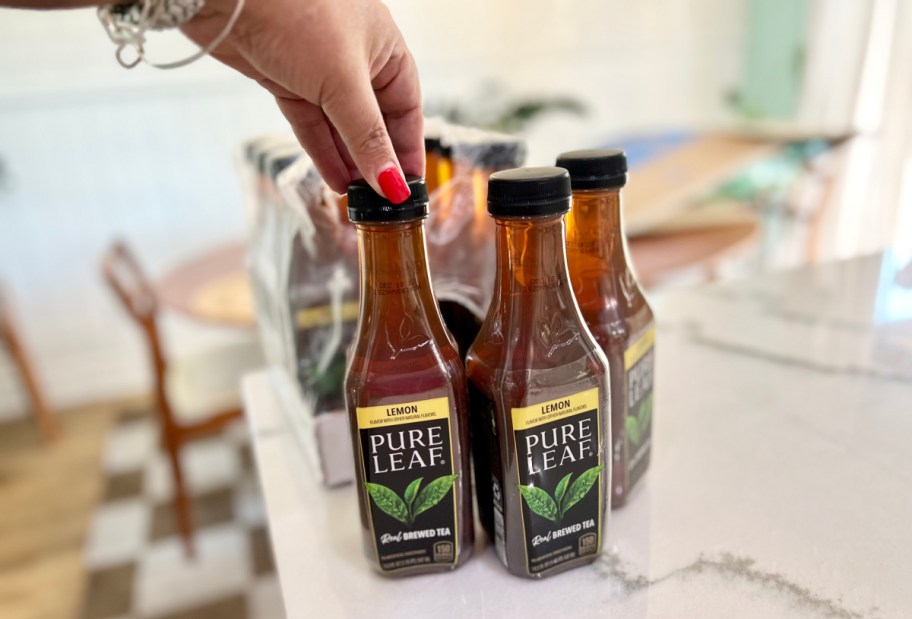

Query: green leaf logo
left=365, top=474, right=457, bottom=527
left=562, top=465, right=603, bottom=514
left=639, top=392, right=653, bottom=430
left=626, top=415, right=642, bottom=446
left=364, top=482, right=409, bottom=524
left=404, top=477, right=423, bottom=509
left=518, top=463, right=604, bottom=523
left=518, top=485, right=559, bottom=522
left=553, top=472, right=572, bottom=506
left=412, top=474, right=458, bottom=520
left=626, top=392, right=653, bottom=446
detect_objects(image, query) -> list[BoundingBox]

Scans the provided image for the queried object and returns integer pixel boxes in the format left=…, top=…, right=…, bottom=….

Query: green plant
left=626, top=392, right=653, bottom=446
left=518, top=464, right=604, bottom=523
left=365, top=474, right=458, bottom=527
left=428, top=83, right=587, bottom=134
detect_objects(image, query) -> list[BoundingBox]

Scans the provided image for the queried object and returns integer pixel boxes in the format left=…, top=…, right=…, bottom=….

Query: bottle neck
left=354, top=218, right=452, bottom=355
left=356, top=218, right=433, bottom=302
left=492, top=214, right=575, bottom=301
left=476, top=212, right=596, bottom=370
left=453, top=162, right=501, bottom=226
left=566, top=187, right=651, bottom=331
left=565, top=187, right=630, bottom=267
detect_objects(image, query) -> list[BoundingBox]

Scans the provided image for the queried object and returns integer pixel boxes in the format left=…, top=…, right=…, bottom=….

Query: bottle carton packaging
left=239, top=122, right=527, bottom=487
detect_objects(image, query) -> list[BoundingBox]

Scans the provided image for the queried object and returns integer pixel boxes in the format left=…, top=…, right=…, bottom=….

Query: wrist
left=180, top=0, right=251, bottom=43
left=100, top=0, right=245, bottom=69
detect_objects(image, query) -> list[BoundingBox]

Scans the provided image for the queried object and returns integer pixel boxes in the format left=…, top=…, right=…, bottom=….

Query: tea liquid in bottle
left=467, top=167, right=611, bottom=579
left=435, top=133, right=527, bottom=359
left=423, top=117, right=453, bottom=195
left=424, top=137, right=445, bottom=194
left=344, top=177, right=474, bottom=576
left=558, top=149, right=656, bottom=508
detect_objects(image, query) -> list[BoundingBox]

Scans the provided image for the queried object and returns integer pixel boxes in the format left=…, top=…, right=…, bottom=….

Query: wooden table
left=622, top=135, right=777, bottom=236
left=628, top=219, right=760, bottom=286
left=155, top=242, right=255, bottom=328
left=154, top=218, right=760, bottom=329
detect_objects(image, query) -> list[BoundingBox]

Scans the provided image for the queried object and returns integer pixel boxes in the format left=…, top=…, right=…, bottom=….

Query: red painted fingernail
left=377, top=167, right=410, bottom=204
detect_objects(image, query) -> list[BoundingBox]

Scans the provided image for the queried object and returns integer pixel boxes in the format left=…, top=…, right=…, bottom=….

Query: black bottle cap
left=487, top=167, right=571, bottom=217
left=424, top=136, right=442, bottom=153
left=555, top=149, right=627, bottom=190
left=347, top=176, right=428, bottom=223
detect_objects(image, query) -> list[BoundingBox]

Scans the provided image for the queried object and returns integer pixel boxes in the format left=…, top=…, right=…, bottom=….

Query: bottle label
left=467, top=383, right=507, bottom=565
left=625, top=326, right=655, bottom=490
left=355, top=397, right=459, bottom=572
left=513, top=388, right=603, bottom=575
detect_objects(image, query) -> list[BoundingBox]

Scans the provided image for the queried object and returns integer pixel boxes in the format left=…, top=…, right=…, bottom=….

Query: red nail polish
left=378, top=167, right=411, bottom=204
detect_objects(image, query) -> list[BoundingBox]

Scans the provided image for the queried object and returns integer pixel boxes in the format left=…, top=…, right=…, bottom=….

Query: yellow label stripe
left=624, top=326, right=656, bottom=369
left=296, top=301, right=360, bottom=330
left=356, top=396, right=450, bottom=429
left=511, top=388, right=599, bottom=431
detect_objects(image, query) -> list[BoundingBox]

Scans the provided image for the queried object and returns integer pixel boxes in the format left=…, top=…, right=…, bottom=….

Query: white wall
left=395, top=0, right=747, bottom=162
left=0, top=0, right=748, bottom=419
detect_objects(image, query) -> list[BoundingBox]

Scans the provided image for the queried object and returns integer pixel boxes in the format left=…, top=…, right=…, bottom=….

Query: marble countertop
left=243, top=252, right=912, bottom=619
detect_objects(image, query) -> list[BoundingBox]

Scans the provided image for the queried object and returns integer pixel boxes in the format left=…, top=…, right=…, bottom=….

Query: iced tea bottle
left=344, top=177, right=474, bottom=576
left=424, top=136, right=443, bottom=194
left=436, top=135, right=527, bottom=358
left=558, top=149, right=656, bottom=508
left=467, top=167, right=611, bottom=579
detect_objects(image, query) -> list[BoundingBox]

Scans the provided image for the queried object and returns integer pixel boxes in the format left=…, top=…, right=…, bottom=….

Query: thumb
left=322, top=74, right=411, bottom=204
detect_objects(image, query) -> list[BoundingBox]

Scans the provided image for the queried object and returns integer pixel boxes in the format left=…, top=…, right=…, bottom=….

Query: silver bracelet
left=98, top=0, right=245, bottom=70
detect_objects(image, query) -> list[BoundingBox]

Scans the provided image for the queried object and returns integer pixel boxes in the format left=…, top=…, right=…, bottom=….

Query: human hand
left=183, top=0, right=423, bottom=202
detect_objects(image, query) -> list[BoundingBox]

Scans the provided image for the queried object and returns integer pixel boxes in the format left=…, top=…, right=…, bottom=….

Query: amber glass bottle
left=467, top=167, right=610, bottom=579
left=344, top=177, right=473, bottom=576
left=424, top=136, right=448, bottom=194
left=558, top=149, right=656, bottom=508
left=435, top=137, right=525, bottom=360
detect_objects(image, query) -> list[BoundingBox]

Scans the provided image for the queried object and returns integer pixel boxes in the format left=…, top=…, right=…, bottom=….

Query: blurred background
left=2, top=0, right=911, bottom=422
left=1, top=0, right=911, bottom=618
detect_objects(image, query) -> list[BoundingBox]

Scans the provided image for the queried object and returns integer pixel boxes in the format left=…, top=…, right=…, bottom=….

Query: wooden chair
left=0, top=282, right=60, bottom=442
left=102, top=241, right=242, bottom=558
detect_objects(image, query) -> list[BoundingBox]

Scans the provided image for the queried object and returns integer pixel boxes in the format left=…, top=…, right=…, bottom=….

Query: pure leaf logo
left=626, top=392, right=653, bottom=446
left=365, top=474, right=457, bottom=527
left=519, top=464, right=603, bottom=522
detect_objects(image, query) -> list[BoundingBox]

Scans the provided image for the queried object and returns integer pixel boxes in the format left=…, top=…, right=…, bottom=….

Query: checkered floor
left=81, top=409, right=285, bottom=619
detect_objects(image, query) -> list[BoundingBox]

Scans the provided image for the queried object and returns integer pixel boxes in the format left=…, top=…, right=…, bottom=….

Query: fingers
left=275, top=97, right=352, bottom=194
left=189, top=0, right=424, bottom=202
left=321, top=69, right=411, bottom=204
left=329, top=124, right=359, bottom=180
left=373, top=51, right=425, bottom=179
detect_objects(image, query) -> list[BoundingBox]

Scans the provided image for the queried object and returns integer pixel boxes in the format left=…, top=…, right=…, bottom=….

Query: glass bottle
left=558, top=149, right=656, bottom=508
left=467, top=167, right=611, bottom=579
left=344, top=177, right=474, bottom=576
left=434, top=135, right=526, bottom=360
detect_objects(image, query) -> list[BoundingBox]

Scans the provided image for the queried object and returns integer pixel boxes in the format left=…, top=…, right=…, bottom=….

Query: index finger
left=373, top=49, right=425, bottom=178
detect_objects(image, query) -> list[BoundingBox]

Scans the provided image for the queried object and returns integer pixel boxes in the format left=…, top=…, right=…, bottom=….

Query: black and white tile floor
left=81, top=409, right=285, bottom=619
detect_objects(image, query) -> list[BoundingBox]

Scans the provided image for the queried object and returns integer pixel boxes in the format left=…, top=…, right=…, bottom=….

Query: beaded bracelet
left=98, top=0, right=245, bottom=70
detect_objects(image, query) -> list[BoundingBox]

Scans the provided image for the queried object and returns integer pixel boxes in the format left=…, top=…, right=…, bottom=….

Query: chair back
left=0, top=282, right=20, bottom=346
left=0, top=282, right=8, bottom=342
left=102, top=241, right=171, bottom=421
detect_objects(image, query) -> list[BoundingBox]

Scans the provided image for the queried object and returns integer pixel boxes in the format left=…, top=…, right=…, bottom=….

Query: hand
left=183, top=0, right=423, bottom=202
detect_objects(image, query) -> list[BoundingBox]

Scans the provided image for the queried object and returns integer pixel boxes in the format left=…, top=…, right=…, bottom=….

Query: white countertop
left=243, top=252, right=912, bottom=619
